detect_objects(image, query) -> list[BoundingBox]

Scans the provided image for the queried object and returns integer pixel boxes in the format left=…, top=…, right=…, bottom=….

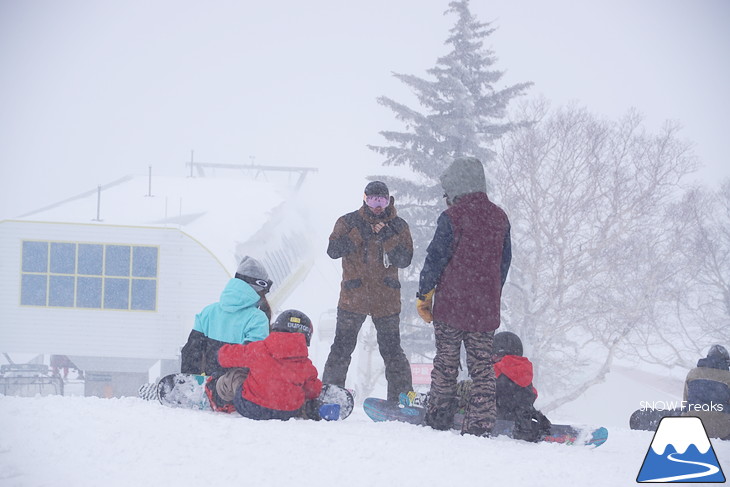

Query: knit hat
left=364, top=181, right=389, bottom=197
left=235, top=256, right=271, bottom=293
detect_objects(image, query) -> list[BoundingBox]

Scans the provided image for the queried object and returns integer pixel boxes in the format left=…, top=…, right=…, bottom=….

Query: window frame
left=19, top=239, right=159, bottom=312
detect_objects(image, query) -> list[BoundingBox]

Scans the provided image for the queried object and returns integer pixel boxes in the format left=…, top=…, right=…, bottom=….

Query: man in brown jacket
left=322, top=181, right=414, bottom=402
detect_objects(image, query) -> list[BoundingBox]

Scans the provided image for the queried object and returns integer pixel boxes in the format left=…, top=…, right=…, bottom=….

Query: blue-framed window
left=20, top=240, right=158, bottom=311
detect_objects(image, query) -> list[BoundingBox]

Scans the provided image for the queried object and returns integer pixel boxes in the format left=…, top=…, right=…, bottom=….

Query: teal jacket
left=181, top=278, right=269, bottom=376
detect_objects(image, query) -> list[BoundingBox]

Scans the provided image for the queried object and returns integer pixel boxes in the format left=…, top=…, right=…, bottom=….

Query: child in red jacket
left=404, top=331, right=550, bottom=440
left=489, top=331, right=551, bottom=440
left=216, top=309, right=323, bottom=421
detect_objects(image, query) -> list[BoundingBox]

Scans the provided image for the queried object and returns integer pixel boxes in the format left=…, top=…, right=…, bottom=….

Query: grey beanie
left=440, top=157, right=487, bottom=200
left=236, top=256, right=269, bottom=291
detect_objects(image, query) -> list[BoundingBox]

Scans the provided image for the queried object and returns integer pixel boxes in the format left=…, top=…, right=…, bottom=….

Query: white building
left=0, top=166, right=317, bottom=396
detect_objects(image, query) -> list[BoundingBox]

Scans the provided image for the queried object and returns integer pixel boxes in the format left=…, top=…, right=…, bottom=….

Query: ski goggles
left=365, top=195, right=389, bottom=209
left=236, top=273, right=273, bottom=294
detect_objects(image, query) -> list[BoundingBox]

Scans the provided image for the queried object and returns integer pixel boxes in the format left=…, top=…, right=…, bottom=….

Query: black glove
left=375, top=223, right=396, bottom=241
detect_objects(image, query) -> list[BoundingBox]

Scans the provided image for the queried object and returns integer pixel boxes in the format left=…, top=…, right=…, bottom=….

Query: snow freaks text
left=640, top=401, right=725, bottom=412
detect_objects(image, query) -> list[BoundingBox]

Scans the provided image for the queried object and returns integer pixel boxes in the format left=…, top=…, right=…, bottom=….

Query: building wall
left=0, top=220, right=229, bottom=361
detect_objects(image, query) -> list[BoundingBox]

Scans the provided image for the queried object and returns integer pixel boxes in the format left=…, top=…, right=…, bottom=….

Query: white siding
left=0, top=220, right=229, bottom=360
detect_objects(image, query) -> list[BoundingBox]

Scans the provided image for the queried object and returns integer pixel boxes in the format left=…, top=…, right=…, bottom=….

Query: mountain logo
left=637, top=416, right=725, bottom=483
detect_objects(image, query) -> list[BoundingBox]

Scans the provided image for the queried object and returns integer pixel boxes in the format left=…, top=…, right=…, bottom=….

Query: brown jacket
left=327, top=198, right=413, bottom=318
left=682, top=360, right=730, bottom=439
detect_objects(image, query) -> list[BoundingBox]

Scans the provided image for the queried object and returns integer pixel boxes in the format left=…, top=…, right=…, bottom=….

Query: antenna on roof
left=146, top=165, right=154, bottom=197
left=92, top=185, right=103, bottom=221
left=188, top=150, right=195, bottom=178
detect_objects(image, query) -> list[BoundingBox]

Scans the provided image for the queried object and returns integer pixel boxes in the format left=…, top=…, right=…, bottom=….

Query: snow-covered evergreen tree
left=368, top=0, right=531, bottom=362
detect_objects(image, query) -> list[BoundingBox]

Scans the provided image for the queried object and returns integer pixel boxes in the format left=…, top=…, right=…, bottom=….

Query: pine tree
left=368, top=0, right=531, bottom=362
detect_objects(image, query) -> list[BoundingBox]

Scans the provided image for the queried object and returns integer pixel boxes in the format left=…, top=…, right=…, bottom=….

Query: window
left=20, top=240, right=159, bottom=311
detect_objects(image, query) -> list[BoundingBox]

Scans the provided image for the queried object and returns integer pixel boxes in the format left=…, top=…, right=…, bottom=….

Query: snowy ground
left=0, top=393, right=727, bottom=487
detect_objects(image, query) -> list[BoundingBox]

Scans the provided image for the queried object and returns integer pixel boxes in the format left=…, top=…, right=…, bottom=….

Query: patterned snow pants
left=425, top=321, right=495, bottom=436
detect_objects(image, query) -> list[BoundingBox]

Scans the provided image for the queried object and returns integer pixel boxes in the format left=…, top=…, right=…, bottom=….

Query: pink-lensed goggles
left=365, top=195, right=389, bottom=209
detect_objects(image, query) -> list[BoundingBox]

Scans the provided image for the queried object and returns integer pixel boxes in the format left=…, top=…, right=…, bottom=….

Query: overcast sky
left=1, top=0, right=728, bottom=219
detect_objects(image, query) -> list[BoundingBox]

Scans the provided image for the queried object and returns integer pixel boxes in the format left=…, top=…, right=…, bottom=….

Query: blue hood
left=192, top=278, right=270, bottom=345
left=219, top=278, right=261, bottom=312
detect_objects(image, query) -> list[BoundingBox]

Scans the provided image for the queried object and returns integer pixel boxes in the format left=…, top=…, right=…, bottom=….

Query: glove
left=374, top=223, right=395, bottom=241
left=416, top=289, right=435, bottom=323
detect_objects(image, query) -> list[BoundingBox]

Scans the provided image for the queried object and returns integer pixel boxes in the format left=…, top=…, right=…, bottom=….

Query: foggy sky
left=1, top=0, right=728, bottom=219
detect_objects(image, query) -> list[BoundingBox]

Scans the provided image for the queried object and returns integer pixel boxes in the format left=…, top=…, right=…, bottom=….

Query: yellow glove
left=416, top=289, right=435, bottom=323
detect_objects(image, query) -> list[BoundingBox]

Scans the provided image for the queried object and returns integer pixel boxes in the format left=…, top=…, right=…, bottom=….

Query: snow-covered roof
left=18, top=173, right=290, bottom=274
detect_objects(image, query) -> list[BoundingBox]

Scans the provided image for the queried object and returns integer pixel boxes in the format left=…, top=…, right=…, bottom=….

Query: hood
left=218, top=278, right=261, bottom=312
left=264, top=332, right=309, bottom=360
left=440, top=157, right=487, bottom=200
left=697, top=355, right=730, bottom=371
left=494, top=355, right=533, bottom=388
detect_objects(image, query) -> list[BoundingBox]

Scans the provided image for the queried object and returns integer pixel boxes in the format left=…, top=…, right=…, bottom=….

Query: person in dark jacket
left=216, top=310, right=323, bottom=420
left=682, top=344, right=730, bottom=439
left=489, top=331, right=549, bottom=440
left=322, top=181, right=414, bottom=402
left=491, top=332, right=539, bottom=420
left=417, top=157, right=511, bottom=437
left=180, top=256, right=272, bottom=411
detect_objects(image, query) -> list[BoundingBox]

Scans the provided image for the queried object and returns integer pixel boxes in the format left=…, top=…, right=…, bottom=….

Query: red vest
left=432, top=192, right=509, bottom=332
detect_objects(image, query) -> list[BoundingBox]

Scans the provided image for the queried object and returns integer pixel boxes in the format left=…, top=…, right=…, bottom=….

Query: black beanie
left=364, top=181, right=389, bottom=196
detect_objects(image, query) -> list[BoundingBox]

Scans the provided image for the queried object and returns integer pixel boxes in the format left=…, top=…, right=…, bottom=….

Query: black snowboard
left=629, top=407, right=683, bottom=431
left=363, top=397, right=608, bottom=447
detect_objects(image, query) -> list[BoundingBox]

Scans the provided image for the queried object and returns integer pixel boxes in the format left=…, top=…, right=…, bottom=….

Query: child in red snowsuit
left=216, top=310, right=323, bottom=420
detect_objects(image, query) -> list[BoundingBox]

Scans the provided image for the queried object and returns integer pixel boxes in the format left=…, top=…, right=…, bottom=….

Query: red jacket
left=495, top=355, right=538, bottom=398
left=218, top=332, right=322, bottom=411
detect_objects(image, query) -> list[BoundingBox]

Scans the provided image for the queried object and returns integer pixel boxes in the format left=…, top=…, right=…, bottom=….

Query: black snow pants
left=322, top=308, right=412, bottom=402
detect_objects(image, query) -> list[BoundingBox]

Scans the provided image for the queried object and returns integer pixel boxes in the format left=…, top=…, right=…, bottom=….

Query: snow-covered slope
left=4, top=394, right=727, bottom=487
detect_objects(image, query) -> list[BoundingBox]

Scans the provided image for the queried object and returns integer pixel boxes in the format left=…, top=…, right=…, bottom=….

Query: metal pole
left=147, top=165, right=153, bottom=197
left=94, top=185, right=102, bottom=221
left=189, top=150, right=194, bottom=178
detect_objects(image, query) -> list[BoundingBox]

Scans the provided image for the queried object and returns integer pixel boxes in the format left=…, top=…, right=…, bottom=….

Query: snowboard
left=313, top=383, right=355, bottom=421
left=629, top=407, right=683, bottom=431
left=363, top=397, right=608, bottom=447
left=140, top=373, right=354, bottom=420
left=157, top=373, right=211, bottom=410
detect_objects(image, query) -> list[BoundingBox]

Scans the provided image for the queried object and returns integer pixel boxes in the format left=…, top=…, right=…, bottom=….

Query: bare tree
left=661, top=183, right=730, bottom=356
left=495, top=101, right=698, bottom=411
